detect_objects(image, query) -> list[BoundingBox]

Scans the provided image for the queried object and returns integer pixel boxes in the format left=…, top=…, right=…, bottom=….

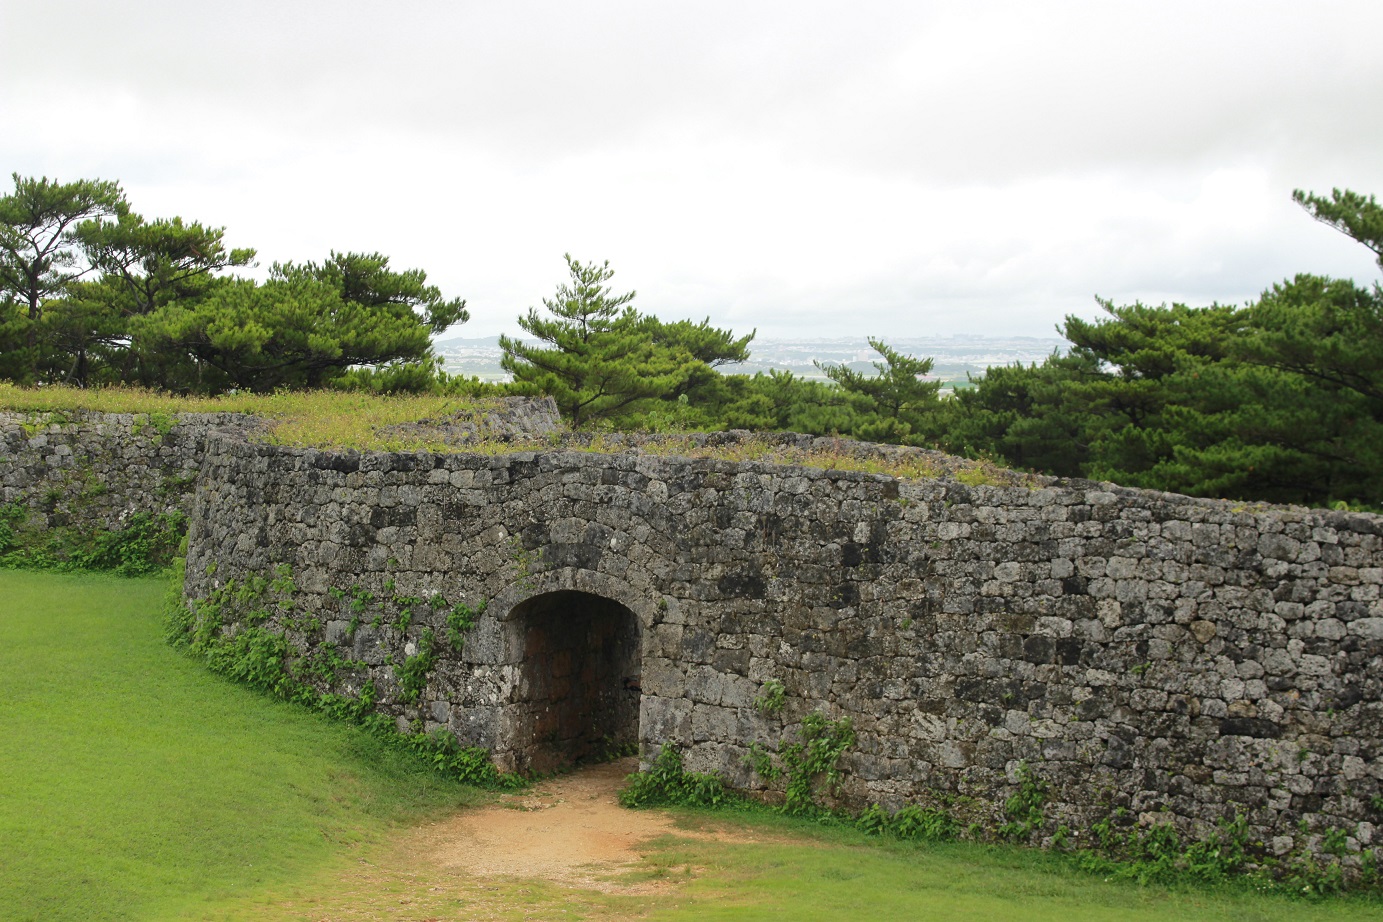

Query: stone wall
left=5, top=407, right=1381, bottom=852
left=180, top=433, right=1383, bottom=853
left=0, top=409, right=259, bottom=533
left=0, top=398, right=560, bottom=536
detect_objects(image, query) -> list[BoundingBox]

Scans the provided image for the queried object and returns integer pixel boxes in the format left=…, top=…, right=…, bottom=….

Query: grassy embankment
left=0, top=569, right=487, bottom=921
left=7, top=568, right=1383, bottom=920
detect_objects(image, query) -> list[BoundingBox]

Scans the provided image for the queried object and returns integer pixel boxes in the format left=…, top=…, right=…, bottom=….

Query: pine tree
left=500, top=255, right=702, bottom=426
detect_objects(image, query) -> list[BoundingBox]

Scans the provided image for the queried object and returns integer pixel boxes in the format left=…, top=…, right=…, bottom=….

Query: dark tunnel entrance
left=509, top=590, right=641, bottom=773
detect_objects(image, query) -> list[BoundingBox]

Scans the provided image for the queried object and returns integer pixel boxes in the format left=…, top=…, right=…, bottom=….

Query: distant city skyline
left=4, top=2, right=1380, bottom=341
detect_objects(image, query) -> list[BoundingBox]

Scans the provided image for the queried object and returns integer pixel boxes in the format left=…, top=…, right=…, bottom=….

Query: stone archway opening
left=508, top=590, right=641, bottom=773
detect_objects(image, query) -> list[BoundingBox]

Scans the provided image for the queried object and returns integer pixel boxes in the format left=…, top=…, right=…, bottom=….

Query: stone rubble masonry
left=4, top=404, right=1382, bottom=853
left=0, top=409, right=262, bottom=531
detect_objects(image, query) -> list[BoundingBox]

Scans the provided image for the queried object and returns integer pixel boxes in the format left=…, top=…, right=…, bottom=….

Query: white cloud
left=2, top=0, right=1380, bottom=342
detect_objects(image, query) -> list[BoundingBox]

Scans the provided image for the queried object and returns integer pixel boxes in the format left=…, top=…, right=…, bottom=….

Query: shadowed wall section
left=505, top=590, right=641, bottom=773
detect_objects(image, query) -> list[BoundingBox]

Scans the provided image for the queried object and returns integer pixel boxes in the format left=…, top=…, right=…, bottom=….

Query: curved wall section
left=182, top=433, right=1383, bottom=853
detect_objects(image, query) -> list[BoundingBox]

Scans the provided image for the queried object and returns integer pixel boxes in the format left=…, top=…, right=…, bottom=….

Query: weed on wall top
left=0, top=384, right=1030, bottom=486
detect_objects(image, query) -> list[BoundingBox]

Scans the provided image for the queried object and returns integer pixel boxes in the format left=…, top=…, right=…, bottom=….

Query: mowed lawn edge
left=628, top=822, right=1383, bottom=922
left=0, top=569, right=485, bottom=922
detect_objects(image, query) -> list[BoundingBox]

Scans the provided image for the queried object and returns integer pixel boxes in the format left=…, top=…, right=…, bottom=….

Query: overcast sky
left=3, top=1, right=1381, bottom=341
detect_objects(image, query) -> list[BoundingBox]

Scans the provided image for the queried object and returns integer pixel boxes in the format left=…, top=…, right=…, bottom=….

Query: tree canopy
left=920, top=186, right=1383, bottom=508
left=6, top=173, right=1381, bottom=509
left=500, top=255, right=750, bottom=427
left=0, top=176, right=468, bottom=393
left=0, top=174, right=126, bottom=383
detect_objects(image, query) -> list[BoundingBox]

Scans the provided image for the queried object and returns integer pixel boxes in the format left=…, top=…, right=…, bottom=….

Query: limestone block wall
left=0, top=410, right=259, bottom=531
left=182, top=434, right=1383, bottom=851
left=0, top=398, right=557, bottom=537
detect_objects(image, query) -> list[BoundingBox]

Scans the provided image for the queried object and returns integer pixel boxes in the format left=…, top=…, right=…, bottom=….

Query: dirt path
left=401, top=757, right=684, bottom=892
left=216, top=759, right=792, bottom=918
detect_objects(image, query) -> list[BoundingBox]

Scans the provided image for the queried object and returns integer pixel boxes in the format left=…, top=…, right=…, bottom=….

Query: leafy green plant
left=202, top=626, right=296, bottom=697
left=620, top=742, right=731, bottom=808
left=446, top=600, right=485, bottom=650
left=392, top=596, right=417, bottom=632
left=1, top=507, right=187, bottom=577
left=0, top=502, right=25, bottom=553
left=774, top=711, right=856, bottom=815
left=399, top=726, right=514, bottom=787
left=754, top=678, right=786, bottom=715
left=395, top=629, right=437, bottom=704
left=849, top=796, right=967, bottom=844
left=892, top=803, right=960, bottom=842
left=783, top=712, right=855, bottom=814
left=999, top=761, right=1047, bottom=841
left=348, top=585, right=374, bottom=614
left=856, top=803, right=891, bottom=836
left=1081, top=808, right=1257, bottom=886
left=743, top=741, right=781, bottom=782
left=742, top=710, right=856, bottom=815
left=1322, top=827, right=1351, bottom=858
left=291, top=641, right=366, bottom=686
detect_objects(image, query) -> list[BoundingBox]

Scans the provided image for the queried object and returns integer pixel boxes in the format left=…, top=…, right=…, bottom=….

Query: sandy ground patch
left=204, top=759, right=808, bottom=918
left=398, top=757, right=785, bottom=896
left=402, top=758, right=675, bottom=890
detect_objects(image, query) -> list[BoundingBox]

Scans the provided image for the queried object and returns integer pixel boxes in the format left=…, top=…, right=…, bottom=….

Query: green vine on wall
left=395, top=629, right=437, bottom=704
left=744, top=709, right=857, bottom=815
left=998, top=761, right=1048, bottom=841
left=0, top=501, right=185, bottom=576
left=444, top=598, right=485, bottom=650
left=166, top=558, right=516, bottom=789
left=753, top=678, right=785, bottom=715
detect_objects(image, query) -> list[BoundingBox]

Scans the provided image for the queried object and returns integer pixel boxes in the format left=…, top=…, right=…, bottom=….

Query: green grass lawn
left=6, top=567, right=1383, bottom=921
left=0, top=569, right=484, bottom=921
left=633, top=817, right=1383, bottom=922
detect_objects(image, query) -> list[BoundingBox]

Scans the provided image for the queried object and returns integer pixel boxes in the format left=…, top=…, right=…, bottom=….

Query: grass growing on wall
left=0, top=569, right=486, bottom=922
left=0, top=382, right=510, bottom=453
left=0, top=383, right=1025, bottom=485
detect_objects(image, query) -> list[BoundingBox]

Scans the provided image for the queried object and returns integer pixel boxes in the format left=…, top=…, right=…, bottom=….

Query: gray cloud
left=3, top=1, right=1380, bottom=342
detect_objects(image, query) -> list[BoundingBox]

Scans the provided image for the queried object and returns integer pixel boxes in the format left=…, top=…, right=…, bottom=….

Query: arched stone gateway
left=503, top=590, right=642, bottom=774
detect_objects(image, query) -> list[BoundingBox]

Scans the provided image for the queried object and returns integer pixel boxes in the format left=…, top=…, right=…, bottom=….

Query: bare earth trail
left=231, top=759, right=776, bottom=921
left=406, top=758, right=688, bottom=891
